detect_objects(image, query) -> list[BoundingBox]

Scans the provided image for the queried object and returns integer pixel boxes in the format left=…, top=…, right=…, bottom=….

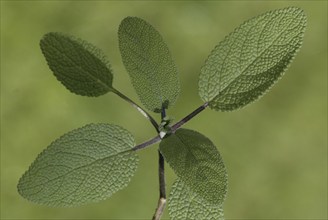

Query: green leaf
left=118, top=17, right=180, bottom=113
left=199, top=7, right=306, bottom=111
left=169, top=178, right=224, bottom=220
left=17, top=123, right=138, bottom=207
left=40, top=32, right=113, bottom=96
left=159, top=129, right=227, bottom=205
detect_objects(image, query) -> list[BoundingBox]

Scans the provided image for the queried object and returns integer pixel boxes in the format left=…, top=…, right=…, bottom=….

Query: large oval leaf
left=159, top=129, right=227, bottom=205
left=17, top=124, right=138, bottom=207
left=169, top=178, right=224, bottom=220
left=199, top=7, right=306, bottom=111
left=40, top=32, right=113, bottom=96
left=118, top=17, right=180, bottom=113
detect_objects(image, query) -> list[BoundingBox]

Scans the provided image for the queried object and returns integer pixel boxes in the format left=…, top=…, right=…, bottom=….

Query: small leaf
left=159, top=129, right=227, bottom=205
left=169, top=178, right=224, bottom=220
left=17, top=123, right=138, bottom=207
left=40, top=32, right=113, bottom=96
left=199, top=7, right=307, bottom=111
left=118, top=17, right=180, bottom=113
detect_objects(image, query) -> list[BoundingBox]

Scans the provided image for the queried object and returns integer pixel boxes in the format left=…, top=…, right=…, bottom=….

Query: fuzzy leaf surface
left=199, top=7, right=306, bottom=111
left=17, top=124, right=138, bottom=207
left=169, top=178, right=224, bottom=220
left=160, top=129, right=227, bottom=205
left=40, top=32, right=113, bottom=96
left=118, top=17, right=180, bottom=113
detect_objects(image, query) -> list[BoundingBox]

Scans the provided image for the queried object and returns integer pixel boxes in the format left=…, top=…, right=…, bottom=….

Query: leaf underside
left=199, top=7, right=307, bottom=111
left=118, top=16, right=180, bottom=113
left=40, top=32, right=113, bottom=96
left=169, top=178, right=224, bottom=220
left=160, top=129, right=227, bottom=205
left=17, top=124, right=138, bottom=207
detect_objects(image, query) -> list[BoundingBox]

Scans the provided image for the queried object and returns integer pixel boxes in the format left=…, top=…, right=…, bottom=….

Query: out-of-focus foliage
left=1, top=1, right=327, bottom=219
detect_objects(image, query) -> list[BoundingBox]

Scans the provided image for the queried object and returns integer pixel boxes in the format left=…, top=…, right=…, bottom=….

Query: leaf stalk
left=111, top=88, right=159, bottom=132
left=171, top=102, right=208, bottom=132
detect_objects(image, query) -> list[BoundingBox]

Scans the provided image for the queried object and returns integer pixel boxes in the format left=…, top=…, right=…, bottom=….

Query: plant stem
left=111, top=88, right=159, bottom=132
left=171, top=102, right=209, bottom=132
left=152, top=151, right=166, bottom=220
left=152, top=198, right=166, bottom=220
left=158, top=151, right=166, bottom=199
left=132, top=135, right=161, bottom=151
left=152, top=108, right=167, bottom=220
left=132, top=102, right=209, bottom=152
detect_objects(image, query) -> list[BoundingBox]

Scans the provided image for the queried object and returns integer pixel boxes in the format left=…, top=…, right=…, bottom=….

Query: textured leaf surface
left=40, top=32, right=113, bottom=96
left=17, top=124, right=138, bottom=207
left=160, top=129, right=227, bottom=205
left=199, top=7, right=306, bottom=111
left=169, top=179, right=224, bottom=220
left=118, top=17, right=180, bottom=113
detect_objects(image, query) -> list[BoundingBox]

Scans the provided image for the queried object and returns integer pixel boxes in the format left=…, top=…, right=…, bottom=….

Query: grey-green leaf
left=160, top=129, right=227, bottom=205
left=169, top=178, right=224, bottom=220
left=40, top=32, right=113, bottom=96
left=118, top=17, right=180, bottom=113
left=199, top=7, right=306, bottom=111
left=17, top=123, right=138, bottom=207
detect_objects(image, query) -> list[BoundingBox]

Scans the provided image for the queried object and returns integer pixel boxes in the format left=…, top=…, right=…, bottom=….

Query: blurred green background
left=1, top=1, right=327, bottom=219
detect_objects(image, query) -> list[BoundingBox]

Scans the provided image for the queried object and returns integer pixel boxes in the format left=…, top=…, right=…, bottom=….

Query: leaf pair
left=40, top=17, right=180, bottom=114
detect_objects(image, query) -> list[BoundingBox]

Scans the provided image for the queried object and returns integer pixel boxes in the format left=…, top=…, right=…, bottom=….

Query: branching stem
left=133, top=101, right=209, bottom=219
left=132, top=103, right=209, bottom=219
left=132, top=102, right=209, bottom=151
left=111, top=88, right=159, bottom=132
